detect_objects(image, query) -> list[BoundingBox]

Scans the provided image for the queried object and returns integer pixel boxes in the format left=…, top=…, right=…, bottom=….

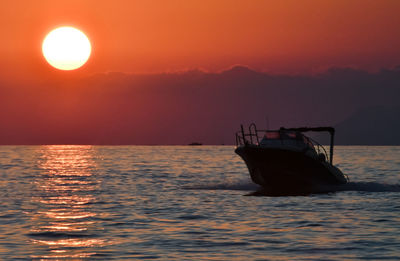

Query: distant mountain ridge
left=335, top=106, right=400, bottom=145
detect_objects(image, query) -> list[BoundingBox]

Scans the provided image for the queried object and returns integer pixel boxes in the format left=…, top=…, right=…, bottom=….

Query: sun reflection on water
left=30, top=145, right=105, bottom=259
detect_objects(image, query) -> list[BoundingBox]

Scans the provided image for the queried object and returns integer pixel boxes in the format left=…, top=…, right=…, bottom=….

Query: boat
left=188, top=142, right=202, bottom=146
left=235, top=123, right=348, bottom=195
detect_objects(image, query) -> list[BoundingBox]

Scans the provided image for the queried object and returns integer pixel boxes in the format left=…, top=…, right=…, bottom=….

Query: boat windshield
left=264, top=131, right=300, bottom=140
left=261, top=131, right=315, bottom=149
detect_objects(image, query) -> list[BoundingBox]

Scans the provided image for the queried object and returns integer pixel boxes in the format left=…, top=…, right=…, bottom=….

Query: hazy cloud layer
left=1, top=66, right=400, bottom=144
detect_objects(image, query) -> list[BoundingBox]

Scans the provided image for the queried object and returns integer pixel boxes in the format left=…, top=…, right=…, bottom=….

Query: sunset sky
left=1, top=0, right=400, bottom=145
left=1, top=0, right=400, bottom=81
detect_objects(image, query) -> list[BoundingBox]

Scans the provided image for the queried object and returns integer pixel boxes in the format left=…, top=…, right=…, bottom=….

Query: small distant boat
left=188, top=142, right=202, bottom=146
left=235, top=123, right=348, bottom=195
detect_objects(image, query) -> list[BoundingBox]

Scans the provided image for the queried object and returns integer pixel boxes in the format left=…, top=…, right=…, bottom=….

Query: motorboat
left=188, top=142, right=203, bottom=146
left=235, top=123, right=348, bottom=195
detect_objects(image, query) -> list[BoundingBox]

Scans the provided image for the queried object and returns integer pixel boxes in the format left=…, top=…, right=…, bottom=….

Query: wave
left=27, top=231, right=94, bottom=238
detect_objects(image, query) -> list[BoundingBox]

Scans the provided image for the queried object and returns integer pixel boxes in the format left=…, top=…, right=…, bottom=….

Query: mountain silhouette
left=335, top=106, right=400, bottom=145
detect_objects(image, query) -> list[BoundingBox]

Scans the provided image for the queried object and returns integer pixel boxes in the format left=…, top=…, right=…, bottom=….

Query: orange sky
left=1, top=0, right=400, bottom=81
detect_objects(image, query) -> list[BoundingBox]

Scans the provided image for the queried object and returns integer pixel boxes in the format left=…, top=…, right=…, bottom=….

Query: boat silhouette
left=235, top=123, right=348, bottom=195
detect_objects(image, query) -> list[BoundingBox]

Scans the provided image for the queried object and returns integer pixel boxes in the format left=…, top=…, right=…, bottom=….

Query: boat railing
left=307, top=136, right=330, bottom=163
left=236, top=126, right=331, bottom=164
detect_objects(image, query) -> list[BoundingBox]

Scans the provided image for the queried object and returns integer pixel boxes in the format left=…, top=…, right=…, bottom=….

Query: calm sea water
left=0, top=146, right=399, bottom=260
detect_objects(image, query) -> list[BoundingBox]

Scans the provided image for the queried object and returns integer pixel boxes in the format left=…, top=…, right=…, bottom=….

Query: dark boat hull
left=235, top=146, right=347, bottom=195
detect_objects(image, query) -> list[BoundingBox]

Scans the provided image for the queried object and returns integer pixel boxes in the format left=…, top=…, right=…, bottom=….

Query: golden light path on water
left=30, top=145, right=106, bottom=259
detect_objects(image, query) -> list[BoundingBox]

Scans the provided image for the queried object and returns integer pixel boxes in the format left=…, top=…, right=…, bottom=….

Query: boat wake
left=333, top=181, right=400, bottom=193
left=183, top=180, right=400, bottom=195
left=182, top=180, right=260, bottom=191
left=248, top=181, right=400, bottom=196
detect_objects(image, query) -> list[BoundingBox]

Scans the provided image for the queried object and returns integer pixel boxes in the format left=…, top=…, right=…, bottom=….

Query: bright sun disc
left=42, top=27, right=91, bottom=70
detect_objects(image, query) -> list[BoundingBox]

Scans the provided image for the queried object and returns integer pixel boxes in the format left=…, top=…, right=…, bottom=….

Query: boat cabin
left=236, top=124, right=333, bottom=164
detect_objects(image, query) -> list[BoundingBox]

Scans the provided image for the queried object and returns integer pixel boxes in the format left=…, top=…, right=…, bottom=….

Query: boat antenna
left=330, top=128, right=335, bottom=164
left=240, top=124, right=246, bottom=145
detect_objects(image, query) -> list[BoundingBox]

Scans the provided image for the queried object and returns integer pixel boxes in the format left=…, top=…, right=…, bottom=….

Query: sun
left=42, top=27, right=91, bottom=70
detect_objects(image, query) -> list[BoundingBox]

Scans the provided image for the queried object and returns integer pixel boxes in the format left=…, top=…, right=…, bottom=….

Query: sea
left=0, top=145, right=399, bottom=260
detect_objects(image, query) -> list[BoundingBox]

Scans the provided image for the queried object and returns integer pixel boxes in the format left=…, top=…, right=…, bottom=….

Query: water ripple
left=0, top=146, right=399, bottom=260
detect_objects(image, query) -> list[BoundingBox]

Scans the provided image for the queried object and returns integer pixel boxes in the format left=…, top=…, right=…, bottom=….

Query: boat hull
left=235, top=146, right=347, bottom=195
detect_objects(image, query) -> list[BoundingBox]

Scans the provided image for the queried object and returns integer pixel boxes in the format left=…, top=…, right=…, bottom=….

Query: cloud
left=1, top=67, right=400, bottom=144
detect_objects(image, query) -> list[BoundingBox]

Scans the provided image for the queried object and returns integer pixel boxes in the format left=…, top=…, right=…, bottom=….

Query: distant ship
left=235, top=123, right=348, bottom=195
left=188, top=142, right=202, bottom=146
